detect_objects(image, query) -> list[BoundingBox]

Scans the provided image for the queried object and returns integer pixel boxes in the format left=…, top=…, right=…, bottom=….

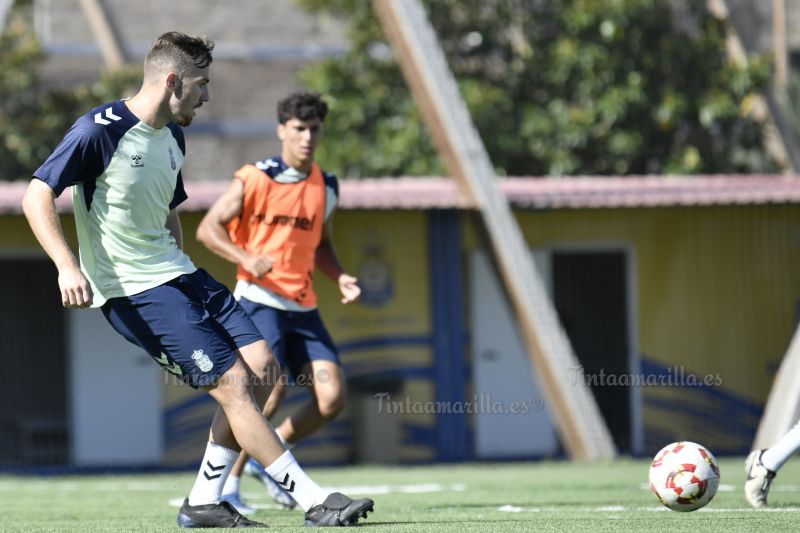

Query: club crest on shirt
left=168, top=147, right=176, bottom=170
left=191, top=349, right=213, bottom=372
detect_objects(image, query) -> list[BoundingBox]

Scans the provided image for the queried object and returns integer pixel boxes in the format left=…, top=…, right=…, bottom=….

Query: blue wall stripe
left=338, top=335, right=433, bottom=353
left=403, top=423, right=437, bottom=448
left=640, top=358, right=763, bottom=454
left=640, top=359, right=763, bottom=417
left=429, top=210, right=469, bottom=461
left=162, top=364, right=438, bottom=450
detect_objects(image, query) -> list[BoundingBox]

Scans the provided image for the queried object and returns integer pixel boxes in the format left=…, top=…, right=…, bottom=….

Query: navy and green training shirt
left=33, top=100, right=196, bottom=306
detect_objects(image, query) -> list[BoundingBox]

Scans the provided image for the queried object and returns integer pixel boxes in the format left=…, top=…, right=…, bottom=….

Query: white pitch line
left=0, top=480, right=168, bottom=492
left=165, top=483, right=467, bottom=507
left=638, top=482, right=736, bottom=492
left=773, top=485, right=800, bottom=492
left=320, top=483, right=467, bottom=495
left=497, top=505, right=800, bottom=513
left=696, top=507, right=800, bottom=513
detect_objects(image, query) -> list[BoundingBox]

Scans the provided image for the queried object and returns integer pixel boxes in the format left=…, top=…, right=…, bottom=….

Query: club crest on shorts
left=191, top=349, right=214, bottom=372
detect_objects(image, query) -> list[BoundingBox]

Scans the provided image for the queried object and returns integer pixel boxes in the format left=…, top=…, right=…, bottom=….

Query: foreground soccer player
left=22, top=31, right=373, bottom=528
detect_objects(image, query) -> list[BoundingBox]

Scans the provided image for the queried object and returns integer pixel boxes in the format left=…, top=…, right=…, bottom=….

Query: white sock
left=188, top=442, right=239, bottom=506
left=762, top=419, right=800, bottom=472
left=221, top=473, right=241, bottom=498
left=265, top=450, right=329, bottom=511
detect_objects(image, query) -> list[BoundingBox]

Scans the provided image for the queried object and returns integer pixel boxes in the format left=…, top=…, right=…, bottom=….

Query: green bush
left=297, top=0, right=777, bottom=177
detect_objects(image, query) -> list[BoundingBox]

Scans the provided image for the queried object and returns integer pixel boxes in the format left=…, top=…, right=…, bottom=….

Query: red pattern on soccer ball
left=649, top=441, right=720, bottom=512
left=698, top=447, right=721, bottom=476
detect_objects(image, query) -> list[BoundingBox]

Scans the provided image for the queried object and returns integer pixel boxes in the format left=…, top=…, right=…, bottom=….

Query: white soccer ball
left=648, top=441, right=720, bottom=512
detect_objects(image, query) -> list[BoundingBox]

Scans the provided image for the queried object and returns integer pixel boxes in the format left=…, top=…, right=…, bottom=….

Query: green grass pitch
left=2, top=457, right=799, bottom=532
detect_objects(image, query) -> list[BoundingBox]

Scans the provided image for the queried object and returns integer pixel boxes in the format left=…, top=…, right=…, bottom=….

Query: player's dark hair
left=144, top=32, right=214, bottom=79
left=277, top=91, right=329, bottom=124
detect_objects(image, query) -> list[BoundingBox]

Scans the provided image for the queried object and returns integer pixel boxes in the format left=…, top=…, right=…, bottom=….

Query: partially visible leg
left=745, top=449, right=776, bottom=508
left=206, top=343, right=285, bottom=464
left=222, top=372, right=288, bottom=511
left=274, top=310, right=345, bottom=445
left=186, top=341, right=284, bottom=510
left=187, top=348, right=372, bottom=527
left=262, top=371, right=289, bottom=419
left=224, top=298, right=291, bottom=479
left=212, top=302, right=371, bottom=525
left=745, top=419, right=800, bottom=508
left=222, top=299, right=296, bottom=510
left=275, top=360, right=347, bottom=444
left=761, top=420, right=800, bottom=471
left=230, top=360, right=347, bottom=513
left=220, top=341, right=335, bottom=513
left=181, top=347, right=336, bottom=528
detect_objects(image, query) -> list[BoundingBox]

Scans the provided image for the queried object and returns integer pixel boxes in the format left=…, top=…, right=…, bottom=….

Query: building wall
left=473, top=204, right=800, bottom=454
left=2, top=201, right=798, bottom=465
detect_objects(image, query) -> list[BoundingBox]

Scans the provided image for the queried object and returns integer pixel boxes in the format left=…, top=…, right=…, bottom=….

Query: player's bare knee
left=209, top=363, right=252, bottom=406
left=245, top=349, right=279, bottom=384
left=237, top=340, right=279, bottom=384
left=321, top=400, right=345, bottom=420
left=317, top=389, right=346, bottom=420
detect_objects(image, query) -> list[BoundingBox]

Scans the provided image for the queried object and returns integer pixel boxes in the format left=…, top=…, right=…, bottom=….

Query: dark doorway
left=0, top=258, right=68, bottom=466
left=552, top=250, right=631, bottom=452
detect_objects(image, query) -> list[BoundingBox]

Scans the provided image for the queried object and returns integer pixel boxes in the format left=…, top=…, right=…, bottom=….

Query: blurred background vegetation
left=0, top=0, right=140, bottom=182
left=0, top=0, right=787, bottom=181
left=296, top=0, right=778, bottom=177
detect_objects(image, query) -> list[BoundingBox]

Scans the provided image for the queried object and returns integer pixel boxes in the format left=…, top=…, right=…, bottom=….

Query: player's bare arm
left=22, top=179, right=93, bottom=308
left=197, top=178, right=273, bottom=278
left=316, top=218, right=360, bottom=304
left=165, top=208, right=183, bottom=249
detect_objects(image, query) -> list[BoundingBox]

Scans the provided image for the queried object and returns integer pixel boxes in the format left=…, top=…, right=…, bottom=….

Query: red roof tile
left=498, top=175, right=800, bottom=209
left=3, top=175, right=800, bottom=214
left=0, top=181, right=74, bottom=214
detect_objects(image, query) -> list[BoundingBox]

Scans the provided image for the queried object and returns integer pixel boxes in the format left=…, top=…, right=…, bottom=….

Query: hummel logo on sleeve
left=94, top=107, right=122, bottom=125
left=154, top=352, right=182, bottom=375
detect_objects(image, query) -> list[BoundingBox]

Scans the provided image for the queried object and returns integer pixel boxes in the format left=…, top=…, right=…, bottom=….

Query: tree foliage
left=0, top=1, right=140, bottom=181
left=296, top=0, right=777, bottom=177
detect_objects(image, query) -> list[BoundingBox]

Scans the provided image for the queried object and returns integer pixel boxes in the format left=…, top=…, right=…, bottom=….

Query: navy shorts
left=102, top=269, right=263, bottom=388
left=237, top=297, right=339, bottom=382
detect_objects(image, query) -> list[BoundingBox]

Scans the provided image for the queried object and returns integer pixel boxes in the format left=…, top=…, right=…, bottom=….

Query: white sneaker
left=245, top=458, right=298, bottom=510
left=745, top=449, right=776, bottom=508
left=220, top=492, right=257, bottom=515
